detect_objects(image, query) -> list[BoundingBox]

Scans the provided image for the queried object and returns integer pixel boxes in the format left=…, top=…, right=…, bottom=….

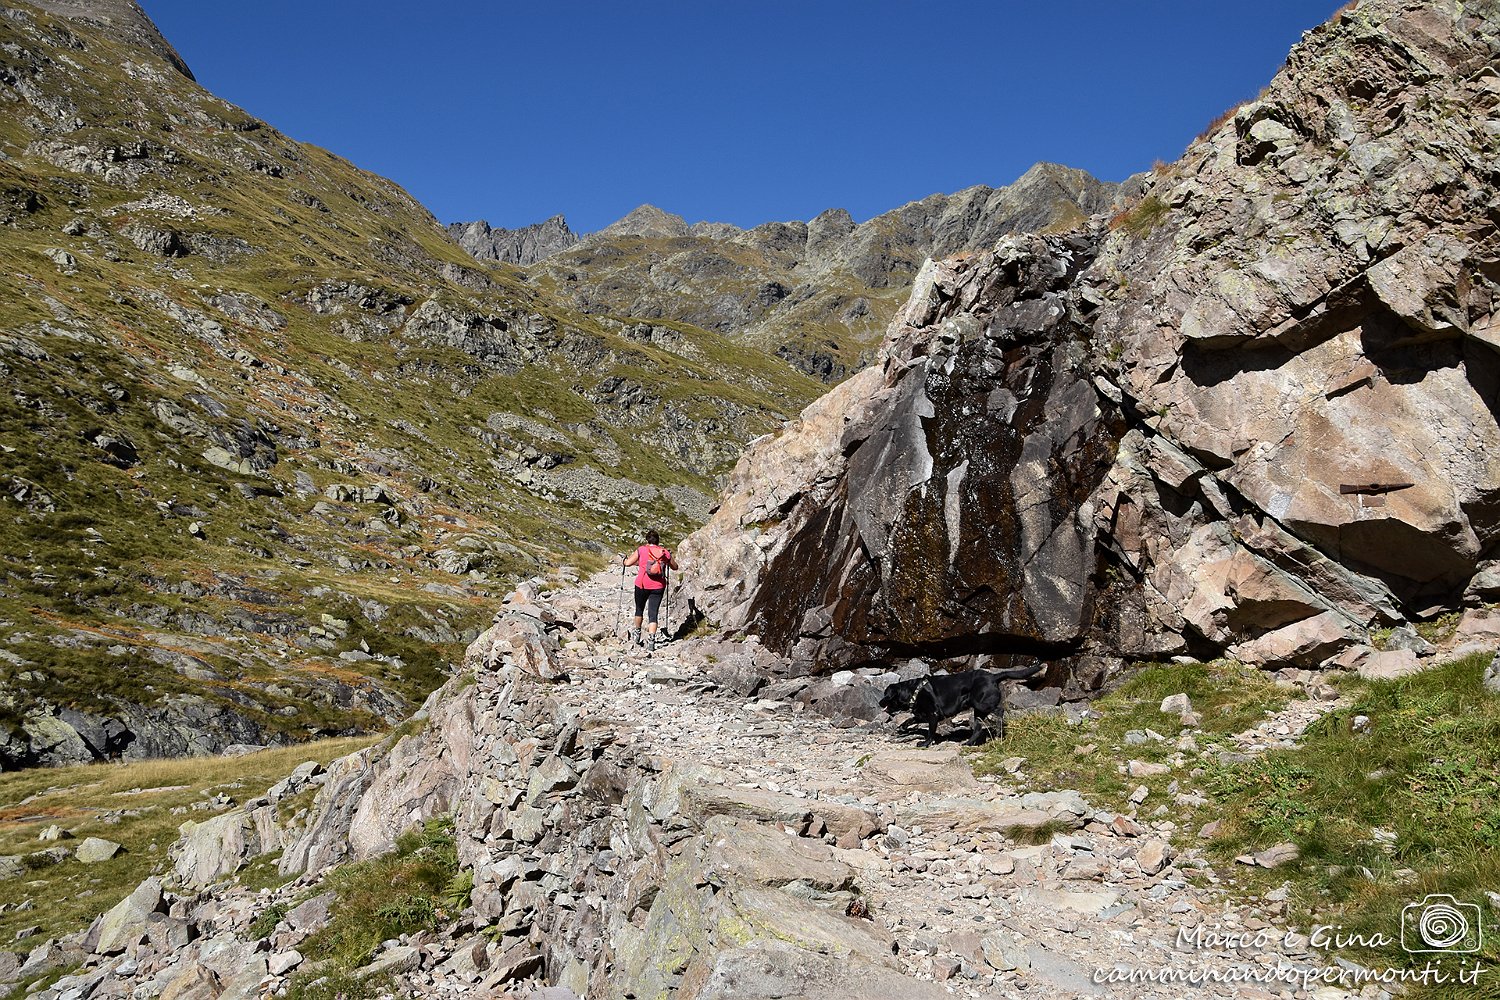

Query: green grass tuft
left=249, top=901, right=289, bottom=940
left=1109, top=194, right=1171, bottom=239
left=287, top=816, right=461, bottom=988
left=974, top=659, right=1288, bottom=808
left=1008, top=818, right=1077, bottom=845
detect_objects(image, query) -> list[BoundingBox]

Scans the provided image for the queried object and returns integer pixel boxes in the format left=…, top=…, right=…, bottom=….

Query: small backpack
left=644, top=546, right=669, bottom=581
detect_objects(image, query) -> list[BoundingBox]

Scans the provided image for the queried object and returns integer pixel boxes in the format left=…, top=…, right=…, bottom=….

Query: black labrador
left=880, top=664, right=1043, bottom=745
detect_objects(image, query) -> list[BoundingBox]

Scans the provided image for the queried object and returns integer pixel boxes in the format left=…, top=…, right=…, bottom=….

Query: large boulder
left=173, top=805, right=282, bottom=887
left=685, top=233, right=1120, bottom=679
left=1098, top=0, right=1500, bottom=616
left=74, top=837, right=123, bottom=863
left=90, top=877, right=165, bottom=955
left=1229, top=611, right=1359, bottom=668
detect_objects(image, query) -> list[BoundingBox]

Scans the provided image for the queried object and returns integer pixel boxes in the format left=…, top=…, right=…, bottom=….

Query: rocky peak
left=446, top=214, right=578, bottom=266
left=26, top=0, right=195, bottom=79
left=876, top=163, right=1124, bottom=267
left=806, top=206, right=857, bottom=259
left=1011, top=160, right=1112, bottom=196
left=688, top=219, right=744, bottom=239
left=589, top=202, right=690, bottom=240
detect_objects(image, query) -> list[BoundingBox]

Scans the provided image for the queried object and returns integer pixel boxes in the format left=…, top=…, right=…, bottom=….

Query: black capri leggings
left=634, top=586, right=664, bottom=624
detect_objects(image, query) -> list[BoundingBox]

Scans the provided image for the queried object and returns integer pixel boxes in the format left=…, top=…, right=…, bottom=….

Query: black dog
left=880, top=664, right=1043, bottom=745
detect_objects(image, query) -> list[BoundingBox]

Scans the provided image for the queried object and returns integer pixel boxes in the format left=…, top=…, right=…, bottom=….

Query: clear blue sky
left=142, top=1, right=1344, bottom=235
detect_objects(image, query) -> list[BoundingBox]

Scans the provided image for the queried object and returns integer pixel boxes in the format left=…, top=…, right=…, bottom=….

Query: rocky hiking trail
left=539, top=572, right=1344, bottom=1000
left=25, top=570, right=1365, bottom=1000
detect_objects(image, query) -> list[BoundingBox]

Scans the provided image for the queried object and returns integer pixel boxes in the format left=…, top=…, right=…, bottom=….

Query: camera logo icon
left=1402, top=894, right=1483, bottom=953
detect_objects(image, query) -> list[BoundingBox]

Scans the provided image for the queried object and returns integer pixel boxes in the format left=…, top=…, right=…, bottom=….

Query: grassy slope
left=281, top=818, right=464, bottom=1000
left=976, top=655, right=1500, bottom=998
left=0, top=3, right=821, bottom=757
left=0, top=736, right=476, bottom=1000
left=530, top=232, right=905, bottom=382
left=0, top=736, right=376, bottom=946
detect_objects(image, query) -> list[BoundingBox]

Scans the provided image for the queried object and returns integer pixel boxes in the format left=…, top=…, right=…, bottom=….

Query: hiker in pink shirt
left=622, top=529, right=678, bottom=652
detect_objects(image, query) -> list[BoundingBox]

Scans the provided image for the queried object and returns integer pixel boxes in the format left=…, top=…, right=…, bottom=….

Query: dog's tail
left=987, top=662, right=1045, bottom=680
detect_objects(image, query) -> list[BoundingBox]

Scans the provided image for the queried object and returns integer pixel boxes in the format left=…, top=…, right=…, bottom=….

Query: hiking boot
left=627, top=628, right=641, bottom=647
left=647, top=632, right=657, bottom=653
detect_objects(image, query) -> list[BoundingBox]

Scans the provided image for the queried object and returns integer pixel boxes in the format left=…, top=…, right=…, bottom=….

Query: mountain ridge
left=446, top=214, right=578, bottom=267
left=491, top=161, right=1131, bottom=381
left=457, top=160, right=1128, bottom=258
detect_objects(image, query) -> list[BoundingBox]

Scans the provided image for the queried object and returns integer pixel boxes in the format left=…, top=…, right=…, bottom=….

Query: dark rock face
left=447, top=215, right=578, bottom=266
left=0, top=677, right=408, bottom=769
left=746, top=235, right=1123, bottom=667
left=775, top=342, right=848, bottom=383
left=683, top=0, right=1500, bottom=684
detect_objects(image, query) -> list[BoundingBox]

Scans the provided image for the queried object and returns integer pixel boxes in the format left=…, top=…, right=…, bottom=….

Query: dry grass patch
left=0, top=737, right=375, bottom=949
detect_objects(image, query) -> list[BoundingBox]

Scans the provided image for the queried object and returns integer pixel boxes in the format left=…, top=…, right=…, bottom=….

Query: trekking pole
left=663, top=570, right=671, bottom=642
left=613, top=558, right=624, bottom=642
